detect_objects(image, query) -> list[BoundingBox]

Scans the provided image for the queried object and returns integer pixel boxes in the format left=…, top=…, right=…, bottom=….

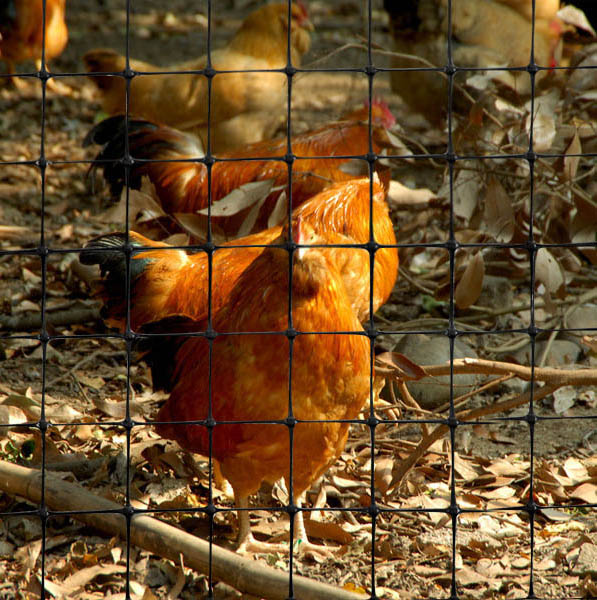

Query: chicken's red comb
left=365, top=97, right=396, bottom=128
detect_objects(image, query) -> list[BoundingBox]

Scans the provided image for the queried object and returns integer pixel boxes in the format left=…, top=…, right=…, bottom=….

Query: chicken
left=83, top=3, right=313, bottom=153
left=0, top=0, right=68, bottom=87
left=154, top=218, right=372, bottom=553
left=384, top=0, right=563, bottom=124
left=84, top=100, right=396, bottom=234
left=80, top=177, right=398, bottom=331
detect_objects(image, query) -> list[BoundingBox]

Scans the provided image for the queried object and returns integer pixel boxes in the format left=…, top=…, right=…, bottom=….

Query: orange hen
left=81, top=177, right=398, bottom=330
left=153, top=218, right=371, bottom=553
left=84, top=100, right=396, bottom=234
left=0, top=0, right=68, bottom=85
left=83, top=3, right=313, bottom=153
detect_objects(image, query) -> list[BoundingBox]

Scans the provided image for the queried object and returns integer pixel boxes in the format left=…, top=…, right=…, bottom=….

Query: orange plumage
left=81, top=178, right=398, bottom=330
left=85, top=101, right=396, bottom=234
left=0, top=0, right=67, bottom=78
left=154, top=218, right=371, bottom=552
left=83, top=3, right=313, bottom=153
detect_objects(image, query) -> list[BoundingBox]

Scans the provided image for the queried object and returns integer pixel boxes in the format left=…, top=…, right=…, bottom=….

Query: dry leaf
left=45, top=404, right=84, bottom=423
left=375, top=352, right=427, bottom=381
left=174, top=213, right=227, bottom=244
left=540, top=508, right=572, bottom=521
left=535, top=248, right=566, bottom=299
left=304, top=518, right=353, bottom=545
left=163, top=233, right=189, bottom=246
left=0, top=404, right=28, bottom=425
left=483, top=178, right=514, bottom=243
left=198, top=179, right=273, bottom=217
left=76, top=373, right=105, bottom=390
left=104, top=185, right=166, bottom=226
left=267, top=190, right=288, bottom=228
left=485, top=457, right=528, bottom=477
left=570, top=483, right=597, bottom=504
left=453, top=454, right=480, bottom=482
left=530, top=111, right=556, bottom=152
left=526, top=91, right=559, bottom=152
left=454, top=251, right=485, bottom=309
left=1, top=393, right=41, bottom=420
left=62, top=564, right=127, bottom=591
left=563, top=457, right=589, bottom=483
left=453, top=166, right=481, bottom=223
left=236, top=193, right=269, bottom=238
left=563, top=130, right=582, bottom=181
left=482, top=486, right=516, bottom=500
left=92, top=396, right=140, bottom=419
left=374, top=456, right=394, bottom=494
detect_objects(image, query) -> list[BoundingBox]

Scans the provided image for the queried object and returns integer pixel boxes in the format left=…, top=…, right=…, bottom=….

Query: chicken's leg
left=0, top=61, right=26, bottom=90
left=234, top=492, right=290, bottom=555
left=234, top=490, right=333, bottom=557
left=35, top=59, right=70, bottom=93
left=289, top=492, right=332, bottom=558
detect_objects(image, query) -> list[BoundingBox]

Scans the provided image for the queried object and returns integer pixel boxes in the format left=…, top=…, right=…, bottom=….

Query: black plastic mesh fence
left=0, top=0, right=596, bottom=598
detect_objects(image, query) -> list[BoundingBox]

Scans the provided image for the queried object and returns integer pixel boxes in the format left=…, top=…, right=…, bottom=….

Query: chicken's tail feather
left=84, top=116, right=161, bottom=197
left=84, top=116, right=202, bottom=200
left=80, top=231, right=155, bottom=282
left=81, top=231, right=181, bottom=330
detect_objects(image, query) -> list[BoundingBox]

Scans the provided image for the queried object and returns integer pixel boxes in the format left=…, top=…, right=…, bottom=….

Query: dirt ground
left=1, top=1, right=597, bottom=599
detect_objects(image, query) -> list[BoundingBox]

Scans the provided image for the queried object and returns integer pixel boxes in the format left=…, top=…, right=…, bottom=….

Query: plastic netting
left=0, top=0, right=596, bottom=598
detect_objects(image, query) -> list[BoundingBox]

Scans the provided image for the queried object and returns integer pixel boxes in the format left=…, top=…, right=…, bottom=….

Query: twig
left=380, top=317, right=481, bottom=332
left=389, top=383, right=560, bottom=491
left=48, top=350, right=126, bottom=387
left=482, top=334, right=534, bottom=354
left=398, top=267, right=436, bottom=295
left=434, top=374, right=514, bottom=414
left=396, top=380, right=430, bottom=436
left=422, top=358, right=597, bottom=387
left=0, top=307, right=101, bottom=332
left=537, top=328, right=559, bottom=368
left=0, top=461, right=363, bottom=600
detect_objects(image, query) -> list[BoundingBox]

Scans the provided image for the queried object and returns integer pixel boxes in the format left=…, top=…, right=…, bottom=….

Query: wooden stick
left=421, top=358, right=597, bottom=387
left=0, top=461, right=362, bottom=600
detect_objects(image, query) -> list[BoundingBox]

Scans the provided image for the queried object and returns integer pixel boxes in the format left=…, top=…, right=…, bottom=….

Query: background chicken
left=83, top=2, right=313, bottom=153
left=384, top=0, right=563, bottom=124
left=84, top=100, right=396, bottom=235
left=0, top=0, right=68, bottom=87
left=81, top=177, right=398, bottom=331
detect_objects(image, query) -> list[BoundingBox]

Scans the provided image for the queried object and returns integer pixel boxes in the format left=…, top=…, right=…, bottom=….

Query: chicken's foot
left=234, top=491, right=334, bottom=557
left=291, top=508, right=333, bottom=559
left=235, top=493, right=290, bottom=555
